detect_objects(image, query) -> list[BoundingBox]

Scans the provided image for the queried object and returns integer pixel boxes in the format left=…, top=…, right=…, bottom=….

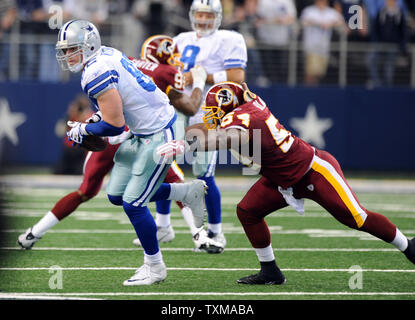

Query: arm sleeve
left=222, top=32, right=248, bottom=70
left=81, top=59, right=120, bottom=100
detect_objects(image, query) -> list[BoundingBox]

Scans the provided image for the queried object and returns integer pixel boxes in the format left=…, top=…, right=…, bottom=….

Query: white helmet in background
left=56, top=19, right=101, bottom=73
left=189, top=0, right=222, bottom=37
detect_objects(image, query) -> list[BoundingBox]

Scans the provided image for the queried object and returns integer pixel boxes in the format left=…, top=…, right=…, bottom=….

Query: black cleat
left=403, top=237, right=415, bottom=265
left=237, top=270, right=286, bottom=285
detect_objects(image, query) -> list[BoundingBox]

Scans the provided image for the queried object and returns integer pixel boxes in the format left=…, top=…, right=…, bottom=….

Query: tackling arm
left=185, top=124, right=249, bottom=151
left=184, top=68, right=245, bottom=86
left=168, top=88, right=203, bottom=116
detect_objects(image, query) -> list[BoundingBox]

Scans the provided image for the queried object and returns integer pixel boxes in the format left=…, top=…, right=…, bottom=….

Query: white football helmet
left=56, top=19, right=101, bottom=73
left=189, top=0, right=222, bottom=37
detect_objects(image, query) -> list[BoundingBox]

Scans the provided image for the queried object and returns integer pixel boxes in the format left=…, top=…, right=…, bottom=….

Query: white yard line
left=1, top=266, right=414, bottom=272
left=0, top=292, right=414, bottom=298
left=0, top=246, right=401, bottom=252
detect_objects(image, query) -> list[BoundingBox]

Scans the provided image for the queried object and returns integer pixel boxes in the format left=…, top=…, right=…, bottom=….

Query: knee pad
left=107, top=194, right=123, bottom=206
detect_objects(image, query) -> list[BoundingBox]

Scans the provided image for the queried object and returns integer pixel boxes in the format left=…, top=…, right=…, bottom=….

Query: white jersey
left=174, top=30, right=247, bottom=125
left=81, top=46, right=176, bottom=136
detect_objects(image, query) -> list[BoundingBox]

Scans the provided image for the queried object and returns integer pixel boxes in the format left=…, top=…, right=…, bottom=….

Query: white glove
left=190, top=65, right=207, bottom=91
left=156, top=140, right=190, bottom=158
left=67, top=121, right=88, bottom=144
left=86, top=111, right=102, bottom=123
left=108, top=130, right=133, bottom=145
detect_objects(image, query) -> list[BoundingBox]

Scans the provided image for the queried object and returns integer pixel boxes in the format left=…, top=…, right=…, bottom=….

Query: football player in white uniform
left=173, top=0, right=248, bottom=250
left=49, top=19, right=208, bottom=286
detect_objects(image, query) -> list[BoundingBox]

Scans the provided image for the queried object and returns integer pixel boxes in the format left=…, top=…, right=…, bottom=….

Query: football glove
left=156, top=140, right=190, bottom=158
left=86, top=111, right=102, bottom=123
left=108, top=130, right=133, bottom=145
left=67, top=121, right=88, bottom=144
left=190, top=65, right=207, bottom=91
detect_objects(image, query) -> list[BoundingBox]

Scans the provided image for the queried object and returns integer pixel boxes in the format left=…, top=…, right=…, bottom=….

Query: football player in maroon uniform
left=17, top=35, right=221, bottom=252
left=157, top=81, right=415, bottom=284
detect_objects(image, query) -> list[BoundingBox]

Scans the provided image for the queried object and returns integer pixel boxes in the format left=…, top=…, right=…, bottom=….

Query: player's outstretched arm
left=168, top=65, right=207, bottom=116
left=168, top=88, right=203, bottom=116
left=185, top=124, right=249, bottom=151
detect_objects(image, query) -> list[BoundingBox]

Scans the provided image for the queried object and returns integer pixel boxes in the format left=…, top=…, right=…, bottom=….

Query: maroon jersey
left=129, top=57, right=184, bottom=95
left=220, top=96, right=314, bottom=188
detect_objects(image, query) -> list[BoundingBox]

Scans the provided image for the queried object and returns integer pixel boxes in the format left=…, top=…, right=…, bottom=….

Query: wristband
left=213, top=70, right=227, bottom=84
left=85, top=120, right=125, bottom=137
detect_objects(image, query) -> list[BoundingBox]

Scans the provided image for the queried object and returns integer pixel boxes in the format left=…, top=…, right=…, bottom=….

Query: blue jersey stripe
left=84, top=70, right=119, bottom=94
left=224, top=63, right=246, bottom=69
left=89, top=77, right=118, bottom=97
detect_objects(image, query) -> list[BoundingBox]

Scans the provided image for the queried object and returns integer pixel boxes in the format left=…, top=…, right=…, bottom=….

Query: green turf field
left=0, top=175, right=414, bottom=301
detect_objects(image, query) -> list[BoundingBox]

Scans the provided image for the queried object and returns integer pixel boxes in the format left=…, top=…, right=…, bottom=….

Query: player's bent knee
left=237, top=205, right=261, bottom=225
left=107, top=194, right=123, bottom=206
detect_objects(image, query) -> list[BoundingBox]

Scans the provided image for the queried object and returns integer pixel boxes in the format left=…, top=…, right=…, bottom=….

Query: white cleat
left=123, top=262, right=167, bottom=286
left=17, top=228, right=41, bottom=249
left=182, top=179, right=208, bottom=228
left=208, top=230, right=227, bottom=248
left=132, top=225, right=175, bottom=247
left=193, top=228, right=224, bottom=254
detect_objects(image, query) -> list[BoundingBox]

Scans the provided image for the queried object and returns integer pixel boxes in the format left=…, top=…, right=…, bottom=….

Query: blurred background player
left=130, top=34, right=223, bottom=252
left=53, top=93, right=94, bottom=175
left=17, top=34, right=221, bottom=253
left=18, top=19, right=209, bottom=286
left=158, top=81, right=415, bottom=284
left=173, top=0, right=248, bottom=250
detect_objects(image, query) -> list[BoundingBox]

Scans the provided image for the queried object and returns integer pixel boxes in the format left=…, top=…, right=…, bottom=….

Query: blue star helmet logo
left=85, top=25, right=93, bottom=32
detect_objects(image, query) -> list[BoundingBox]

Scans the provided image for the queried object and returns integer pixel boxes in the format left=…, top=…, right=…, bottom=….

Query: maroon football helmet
left=140, top=34, right=183, bottom=70
left=202, top=81, right=247, bottom=129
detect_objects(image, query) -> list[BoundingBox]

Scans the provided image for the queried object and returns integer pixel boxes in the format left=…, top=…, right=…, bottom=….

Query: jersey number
left=180, top=45, right=200, bottom=72
left=120, top=55, right=156, bottom=92
left=265, top=115, right=294, bottom=153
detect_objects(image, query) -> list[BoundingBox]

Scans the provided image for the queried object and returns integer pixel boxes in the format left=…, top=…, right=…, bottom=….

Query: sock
left=150, top=183, right=171, bottom=202
left=259, top=260, right=281, bottom=275
left=198, top=176, right=221, bottom=224
left=32, top=211, right=59, bottom=237
left=208, top=223, right=222, bottom=234
left=123, top=202, right=159, bottom=255
left=155, top=212, right=171, bottom=228
left=156, top=199, right=171, bottom=214
left=181, top=206, right=199, bottom=236
left=254, top=244, right=275, bottom=262
left=51, top=191, right=84, bottom=220
left=144, top=250, right=164, bottom=265
left=391, top=228, right=409, bottom=251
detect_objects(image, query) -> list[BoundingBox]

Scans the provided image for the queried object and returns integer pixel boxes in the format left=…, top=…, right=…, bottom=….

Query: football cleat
left=123, top=262, right=167, bottom=286
left=207, top=229, right=227, bottom=248
left=132, top=225, right=175, bottom=247
left=403, top=237, right=415, bottom=265
left=193, top=228, right=224, bottom=254
left=182, top=180, right=208, bottom=228
left=17, top=228, right=41, bottom=249
left=237, top=270, right=286, bottom=285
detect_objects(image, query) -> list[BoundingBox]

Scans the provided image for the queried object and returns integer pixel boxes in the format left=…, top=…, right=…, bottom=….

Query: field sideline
left=0, top=174, right=414, bottom=304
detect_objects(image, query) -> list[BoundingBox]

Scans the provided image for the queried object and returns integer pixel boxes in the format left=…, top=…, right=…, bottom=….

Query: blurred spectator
left=15, top=0, right=66, bottom=81
left=333, top=0, right=368, bottom=40
left=295, top=0, right=315, bottom=16
left=256, top=0, right=297, bottom=84
left=131, top=0, right=167, bottom=39
left=367, top=0, right=408, bottom=87
left=300, top=0, right=345, bottom=86
left=230, top=0, right=269, bottom=87
left=53, top=94, right=93, bottom=175
left=0, top=0, right=17, bottom=81
left=16, top=0, right=45, bottom=80
left=63, top=0, right=109, bottom=27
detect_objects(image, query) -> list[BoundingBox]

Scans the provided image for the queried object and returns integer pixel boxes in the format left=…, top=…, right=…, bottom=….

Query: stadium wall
left=1, top=82, right=414, bottom=171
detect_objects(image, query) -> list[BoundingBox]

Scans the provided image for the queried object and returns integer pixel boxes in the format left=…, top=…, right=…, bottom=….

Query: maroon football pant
left=237, top=149, right=397, bottom=248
